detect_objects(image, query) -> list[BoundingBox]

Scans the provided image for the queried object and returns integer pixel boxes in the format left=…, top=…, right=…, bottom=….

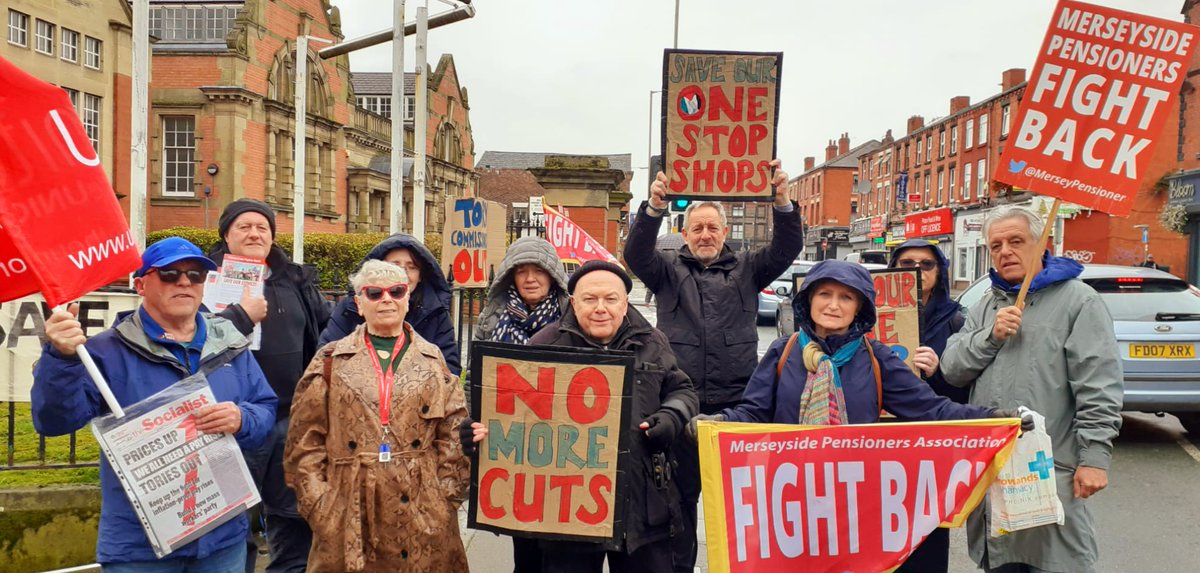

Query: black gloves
left=642, top=410, right=681, bottom=451
left=992, top=408, right=1035, bottom=433
left=458, top=417, right=479, bottom=455
left=686, top=413, right=725, bottom=441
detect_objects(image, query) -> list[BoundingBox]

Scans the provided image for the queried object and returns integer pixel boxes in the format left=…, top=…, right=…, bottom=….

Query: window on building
left=35, top=19, right=54, bottom=55
left=938, top=131, right=946, bottom=159
left=61, top=87, right=79, bottom=111
left=925, top=136, right=932, bottom=163
left=405, top=96, right=416, bottom=121
left=731, top=224, right=744, bottom=240
left=61, top=28, right=78, bottom=62
left=357, top=96, right=392, bottom=118
left=1001, top=105, right=1011, bottom=137
left=950, top=125, right=958, bottom=154
left=964, top=119, right=974, bottom=150
left=948, top=166, right=956, bottom=203
left=979, top=114, right=988, bottom=145
left=8, top=10, right=28, bottom=47
left=732, top=204, right=745, bottom=217
left=923, top=171, right=930, bottom=203
left=149, top=5, right=239, bottom=42
left=963, top=162, right=973, bottom=201
left=84, top=36, right=101, bottom=69
left=956, top=248, right=971, bottom=281
left=82, top=94, right=101, bottom=155
left=162, top=116, right=196, bottom=197
left=977, top=159, right=987, bottom=198
left=916, top=138, right=922, bottom=163
left=937, top=169, right=945, bottom=204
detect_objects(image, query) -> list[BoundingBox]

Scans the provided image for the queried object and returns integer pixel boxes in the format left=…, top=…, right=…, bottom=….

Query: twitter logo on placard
left=1008, top=159, right=1027, bottom=173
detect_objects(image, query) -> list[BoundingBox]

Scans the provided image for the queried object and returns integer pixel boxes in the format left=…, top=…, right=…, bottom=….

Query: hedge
left=146, top=228, right=445, bottom=291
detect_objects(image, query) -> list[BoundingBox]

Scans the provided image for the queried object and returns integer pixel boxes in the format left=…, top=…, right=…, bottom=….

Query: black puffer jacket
left=623, top=202, right=804, bottom=405
left=213, top=243, right=330, bottom=416
left=530, top=306, right=697, bottom=554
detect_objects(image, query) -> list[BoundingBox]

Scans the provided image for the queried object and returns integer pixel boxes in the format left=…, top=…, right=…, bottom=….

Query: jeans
left=103, top=542, right=244, bottom=573
left=243, top=417, right=311, bottom=573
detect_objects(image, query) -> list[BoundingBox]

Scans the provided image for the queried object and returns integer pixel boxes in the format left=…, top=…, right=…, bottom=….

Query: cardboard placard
left=791, top=268, right=922, bottom=372
left=662, top=49, right=782, bottom=201
left=994, top=0, right=1200, bottom=216
left=697, top=419, right=1019, bottom=573
left=441, top=198, right=508, bottom=288
left=467, top=342, right=633, bottom=543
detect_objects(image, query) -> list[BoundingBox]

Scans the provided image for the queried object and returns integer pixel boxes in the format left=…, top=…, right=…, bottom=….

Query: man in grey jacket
left=942, top=205, right=1124, bottom=573
left=623, top=160, right=803, bottom=572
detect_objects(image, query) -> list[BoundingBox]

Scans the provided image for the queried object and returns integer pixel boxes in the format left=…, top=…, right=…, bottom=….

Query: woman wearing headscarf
left=464, top=236, right=569, bottom=572
left=284, top=260, right=469, bottom=572
left=318, top=233, right=460, bottom=375
left=889, top=239, right=968, bottom=573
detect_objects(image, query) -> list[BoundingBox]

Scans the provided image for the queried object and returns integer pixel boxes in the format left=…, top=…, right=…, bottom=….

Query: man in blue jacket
left=32, top=237, right=277, bottom=572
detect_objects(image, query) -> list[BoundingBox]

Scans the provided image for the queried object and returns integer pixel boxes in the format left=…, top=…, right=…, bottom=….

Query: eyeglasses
left=360, top=284, right=409, bottom=302
left=897, top=259, right=938, bottom=272
left=150, top=268, right=208, bottom=284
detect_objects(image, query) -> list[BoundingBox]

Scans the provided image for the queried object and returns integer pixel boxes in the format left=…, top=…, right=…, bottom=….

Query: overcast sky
left=331, top=0, right=1187, bottom=205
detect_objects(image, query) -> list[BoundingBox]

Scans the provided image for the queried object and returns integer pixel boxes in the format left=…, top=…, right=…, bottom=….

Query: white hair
left=983, top=205, right=1044, bottom=241
left=683, top=201, right=728, bottom=229
left=350, top=259, right=408, bottom=291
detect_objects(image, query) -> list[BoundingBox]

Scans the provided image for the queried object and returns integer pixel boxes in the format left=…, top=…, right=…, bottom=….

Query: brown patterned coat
left=284, top=323, right=470, bottom=572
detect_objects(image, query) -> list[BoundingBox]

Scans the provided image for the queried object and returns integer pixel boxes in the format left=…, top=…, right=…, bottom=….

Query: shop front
left=951, top=210, right=987, bottom=290
left=902, top=207, right=955, bottom=272
left=804, top=226, right=851, bottom=261
left=1163, top=169, right=1200, bottom=284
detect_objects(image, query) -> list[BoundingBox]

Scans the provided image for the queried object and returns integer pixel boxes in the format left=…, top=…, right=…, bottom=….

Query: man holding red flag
left=31, top=238, right=278, bottom=571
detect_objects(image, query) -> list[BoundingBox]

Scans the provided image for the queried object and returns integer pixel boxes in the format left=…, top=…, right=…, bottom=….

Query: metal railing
left=3, top=401, right=99, bottom=471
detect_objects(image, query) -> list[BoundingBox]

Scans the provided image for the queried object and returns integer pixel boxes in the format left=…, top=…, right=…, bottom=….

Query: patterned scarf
left=492, top=285, right=562, bottom=344
left=795, top=330, right=862, bottom=425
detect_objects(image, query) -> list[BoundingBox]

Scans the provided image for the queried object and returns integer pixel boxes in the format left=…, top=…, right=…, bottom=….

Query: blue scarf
left=989, top=251, right=1083, bottom=294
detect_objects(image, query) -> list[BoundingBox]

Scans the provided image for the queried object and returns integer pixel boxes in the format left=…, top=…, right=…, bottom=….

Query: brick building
left=144, top=0, right=475, bottom=237
left=3, top=0, right=132, bottom=203
left=788, top=133, right=880, bottom=260
left=476, top=151, right=632, bottom=257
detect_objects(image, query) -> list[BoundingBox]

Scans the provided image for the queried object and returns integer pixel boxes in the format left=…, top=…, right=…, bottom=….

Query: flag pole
left=56, top=304, right=126, bottom=418
left=1014, top=198, right=1060, bottom=310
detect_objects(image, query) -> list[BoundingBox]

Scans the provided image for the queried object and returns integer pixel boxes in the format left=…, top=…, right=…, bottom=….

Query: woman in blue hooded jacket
left=318, top=234, right=460, bottom=375
left=889, top=239, right=968, bottom=572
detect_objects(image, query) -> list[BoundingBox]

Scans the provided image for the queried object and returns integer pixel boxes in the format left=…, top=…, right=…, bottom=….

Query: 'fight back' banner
left=698, top=420, right=1019, bottom=573
left=544, top=205, right=620, bottom=266
left=467, top=342, right=633, bottom=544
left=662, top=49, right=782, bottom=201
left=995, top=0, right=1200, bottom=216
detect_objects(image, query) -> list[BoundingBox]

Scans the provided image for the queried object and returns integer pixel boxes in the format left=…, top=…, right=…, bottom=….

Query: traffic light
left=669, top=197, right=691, bottom=212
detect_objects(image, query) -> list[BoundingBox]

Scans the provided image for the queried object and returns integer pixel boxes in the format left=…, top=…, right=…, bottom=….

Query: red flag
left=543, top=205, right=620, bottom=266
left=0, top=55, right=140, bottom=306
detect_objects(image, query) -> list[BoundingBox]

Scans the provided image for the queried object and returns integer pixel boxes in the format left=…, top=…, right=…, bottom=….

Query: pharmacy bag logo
left=677, top=85, right=704, bottom=121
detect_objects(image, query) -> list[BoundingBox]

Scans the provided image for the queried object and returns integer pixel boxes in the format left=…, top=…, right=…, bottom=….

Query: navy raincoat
left=723, top=260, right=991, bottom=424
left=317, top=234, right=460, bottom=375
left=889, top=239, right=969, bottom=404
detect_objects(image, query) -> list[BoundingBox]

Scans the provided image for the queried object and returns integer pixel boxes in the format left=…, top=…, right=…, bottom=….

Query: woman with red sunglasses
left=284, top=259, right=469, bottom=572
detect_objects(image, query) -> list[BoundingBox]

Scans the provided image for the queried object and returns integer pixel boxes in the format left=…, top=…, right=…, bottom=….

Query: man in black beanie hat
left=211, top=199, right=329, bottom=573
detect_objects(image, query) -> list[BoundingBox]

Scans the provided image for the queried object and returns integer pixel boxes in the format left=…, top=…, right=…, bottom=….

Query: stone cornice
left=200, top=86, right=261, bottom=105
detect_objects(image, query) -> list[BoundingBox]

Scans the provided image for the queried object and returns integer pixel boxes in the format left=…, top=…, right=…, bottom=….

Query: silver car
left=757, top=260, right=814, bottom=325
left=956, top=264, right=1200, bottom=433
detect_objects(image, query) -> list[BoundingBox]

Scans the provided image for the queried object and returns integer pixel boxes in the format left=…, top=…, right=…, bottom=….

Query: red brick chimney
left=950, top=96, right=971, bottom=115
left=825, top=140, right=838, bottom=161
left=838, top=133, right=850, bottom=156
left=1002, top=68, right=1027, bottom=91
left=804, top=156, right=815, bottom=171
left=907, top=115, right=925, bottom=135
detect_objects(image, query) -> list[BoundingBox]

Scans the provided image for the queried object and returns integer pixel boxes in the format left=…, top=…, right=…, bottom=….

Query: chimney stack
left=950, top=96, right=971, bottom=115
left=825, top=140, right=838, bottom=161
left=838, top=133, right=850, bottom=156
left=907, top=115, right=925, bottom=135
left=804, top=156, right=815, bottom=171
left=1002, top=68, right=1027, bottom=91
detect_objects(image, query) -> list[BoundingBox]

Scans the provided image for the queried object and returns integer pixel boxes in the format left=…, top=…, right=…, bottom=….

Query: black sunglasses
left=898, top=259, right=938, bottom=272
left=360, top=284, right=409, bottom=302
left=151, top=268, right=208, bottom=284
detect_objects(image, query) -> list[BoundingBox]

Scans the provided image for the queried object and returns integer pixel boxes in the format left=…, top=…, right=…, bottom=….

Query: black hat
left=218, top=199, right=276, bottom=238
left=568, top=260, right=633, bottom=294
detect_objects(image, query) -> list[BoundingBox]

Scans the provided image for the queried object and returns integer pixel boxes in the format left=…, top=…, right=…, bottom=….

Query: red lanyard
left=364, top=331, right=406, bottom=429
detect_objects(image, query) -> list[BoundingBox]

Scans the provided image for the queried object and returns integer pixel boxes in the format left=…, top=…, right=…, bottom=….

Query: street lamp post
left=648, top=90, right=661, bottom=178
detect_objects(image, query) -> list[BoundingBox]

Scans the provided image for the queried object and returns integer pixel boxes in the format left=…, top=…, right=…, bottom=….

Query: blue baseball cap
left=136, top=237, right=218, bottom=277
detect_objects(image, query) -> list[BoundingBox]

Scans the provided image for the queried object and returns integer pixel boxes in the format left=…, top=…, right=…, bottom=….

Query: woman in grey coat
left=468, top=236, right=568, bottom=573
